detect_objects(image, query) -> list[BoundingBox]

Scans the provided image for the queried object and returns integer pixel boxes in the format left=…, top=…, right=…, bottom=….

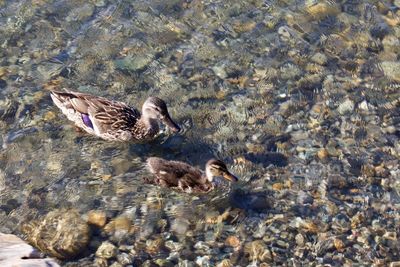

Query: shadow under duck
left=50, top=90, right=180, bottom=141
left=145, top=157, right=238, bottom=193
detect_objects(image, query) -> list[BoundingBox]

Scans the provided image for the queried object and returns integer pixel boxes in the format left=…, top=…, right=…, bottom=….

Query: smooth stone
left=21, top=209, right=90, bottom=260
left=306, top=2, right=340, bottom=20
left=225, top=236, right=240, bottom=248
left=195, top=255, right=210, bottom=266
left=381, top=61, right=400, bottom=82
left=117, top=252, right=133, bottom=265
left=95, top=241, right=117, bottom=259
left=114, top=55, right=153, bottom=71
left=212, top=65, right=227, bottom=79
left=109, top=262, right=123, bottom=267
left=0, top=233, right=60, bottom=267
left=87, top=210, right=107, bottom=228
left=311, top=52, right=328, bottom=65
left=337, top=98, right=354, bottom=115
left=295, top=233, right=305, bottom=246
left=358, top=100, right=369, bottom=111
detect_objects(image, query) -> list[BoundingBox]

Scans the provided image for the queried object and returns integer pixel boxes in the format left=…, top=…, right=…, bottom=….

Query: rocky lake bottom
left=0, top=0, right=399, bottom=266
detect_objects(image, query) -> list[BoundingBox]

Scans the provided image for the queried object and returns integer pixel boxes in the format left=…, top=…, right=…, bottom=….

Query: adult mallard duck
left=145, top=157, right=238, bottom=193
left=50, top=90, right=180, bottom=141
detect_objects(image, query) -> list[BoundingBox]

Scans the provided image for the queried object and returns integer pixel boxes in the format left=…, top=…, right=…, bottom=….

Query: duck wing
left=51, top=90, right=141, bottom=139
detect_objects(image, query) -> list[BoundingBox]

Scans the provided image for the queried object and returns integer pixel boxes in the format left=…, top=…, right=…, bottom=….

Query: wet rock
left=280, top=63, right=302, bottom=80
left=317, top=148, right=329, bottom=160
left=381, top=61, right=400, bottom=82
left=171, top=218, right=190, bottom=235
left=92, top=0, right=106, bottom=7
left=109, top=262, right=123, bottom=267
left=87, top=210, right=107, bottom=228
left=382, top=35, right=400, bottom=53
left=110, top=158, right=132, bottom=175
left=337, top=98, right=354, bottom=114
left=155, top=258, right=175, bottom=267
left=370, top=22, right=390, bottom=40
left=297, top=191, right=313, bottom=205
left=0, top=233, right=60, bottom=267
left=295, top=233, right=305, bottom=246
left=314, top=237, right=335, bottom=257
left=66, top=4, right=94, bottom=22
left=195, top=255, right=210, bottom=266
left=104, top=216, right=132, bottom=239
left=225, top=236, right=240, bottom=248
left=165, top=240, right=182, bottom=253
left=278, top=26, right=291, bottom=40
left=2, top=0, right=400, bottom=266
left=244, top=240, right=272, bottom=262
left=204, top=209, right=230, bottom=225
left=331, top=213, right=351, bottom=234
left=290, top=217, right=319, bottom=234
left=22, top=209, right=90, bottom=260
left=212, top=65, right=227, bottom=79
left=333, top=238, right=345, bottom=251
left=272, top=183, right=284, bottom=191
left=94, top=257, right=108, bottom=267
left=311, top=52, right=328, bottom=65
left=194, top=241, right=210, bottom=254
left=0, top=79, right=7, bottom=89
left=114, top=54, right=154, bottom=72
left=217, top=259, right=233, bottom=267
left=146, top=237, right=165, bottom=255
left=244, top=152, right=288, bottom=167
left=230, top=189, right=273, bottom=212
left=306, top=2, right=340, bottom=20
left=116, top=252, right=133, bottom=265
left=96, top=241, right=117, bottom=259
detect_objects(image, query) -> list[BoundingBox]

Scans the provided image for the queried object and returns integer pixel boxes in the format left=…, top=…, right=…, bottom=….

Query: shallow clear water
left=0, top=0, right=399, bottom=266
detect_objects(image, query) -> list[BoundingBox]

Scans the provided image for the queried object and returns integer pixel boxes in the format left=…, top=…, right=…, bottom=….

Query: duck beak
left=222, top=171, right=239, bottom=182
left=162, top=114, right=181, bottom=133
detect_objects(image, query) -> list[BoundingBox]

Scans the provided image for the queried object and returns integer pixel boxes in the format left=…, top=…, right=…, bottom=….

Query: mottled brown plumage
left=145, top=157, right=238, bottom=193
left=50, top=90, right=180, bottom=141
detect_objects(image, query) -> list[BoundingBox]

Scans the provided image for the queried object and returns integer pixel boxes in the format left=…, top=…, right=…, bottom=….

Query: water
left=0, top=0, right=399, bottom=266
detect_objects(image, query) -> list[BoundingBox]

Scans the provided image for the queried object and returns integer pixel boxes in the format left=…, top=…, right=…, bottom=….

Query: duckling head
left=205, top=159, right=239, bottom=182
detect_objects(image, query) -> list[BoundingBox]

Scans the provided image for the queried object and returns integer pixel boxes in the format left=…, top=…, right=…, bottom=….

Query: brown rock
left=306, top=2, right=340, bottom=20
left=317, top=148, right=328, bottom=160
left=272, top=183, right=284, bottom=191
left=217, top=259, right=233, bottom=267
left=21, top=209, right=90, bottom=260
left=87, top=210, right=107, bottom=228
left=334, top=238, right=345, bottom=252
left=104, top=216, right=132, bottom=235
left=225, top=236, right=240, bottom=248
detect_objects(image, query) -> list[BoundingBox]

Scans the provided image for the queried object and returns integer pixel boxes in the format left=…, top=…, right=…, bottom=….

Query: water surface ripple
left=0, top=0, right=399, bottom=266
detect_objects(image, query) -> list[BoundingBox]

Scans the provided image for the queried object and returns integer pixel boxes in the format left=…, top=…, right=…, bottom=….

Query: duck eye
left=151, top=107, right=161, bottom=113
left=211, top=165, right=222, bottom=170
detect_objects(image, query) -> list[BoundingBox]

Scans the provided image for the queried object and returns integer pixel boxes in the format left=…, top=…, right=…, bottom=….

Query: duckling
left=145, top=157, right=238, bottom=193
left=50, top=90, right=180, bottom=141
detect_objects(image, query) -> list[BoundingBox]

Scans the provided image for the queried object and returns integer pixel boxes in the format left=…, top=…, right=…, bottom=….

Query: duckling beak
left=162, top=114, right=181, bottom=133
left=222, top=171, right=239, bottom=182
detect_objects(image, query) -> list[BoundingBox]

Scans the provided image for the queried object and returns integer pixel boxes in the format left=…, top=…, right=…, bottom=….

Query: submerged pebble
left=96, top=241, right=117, bottom=259
left=21, top=209, right=90, bottom=260
left=1, top=0, right=399, bottom=266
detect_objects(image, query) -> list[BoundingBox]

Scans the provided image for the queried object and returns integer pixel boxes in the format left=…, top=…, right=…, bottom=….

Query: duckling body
left=50, top=90, right=180, bottom=141
left=145, top=157, right=238, bottom=193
